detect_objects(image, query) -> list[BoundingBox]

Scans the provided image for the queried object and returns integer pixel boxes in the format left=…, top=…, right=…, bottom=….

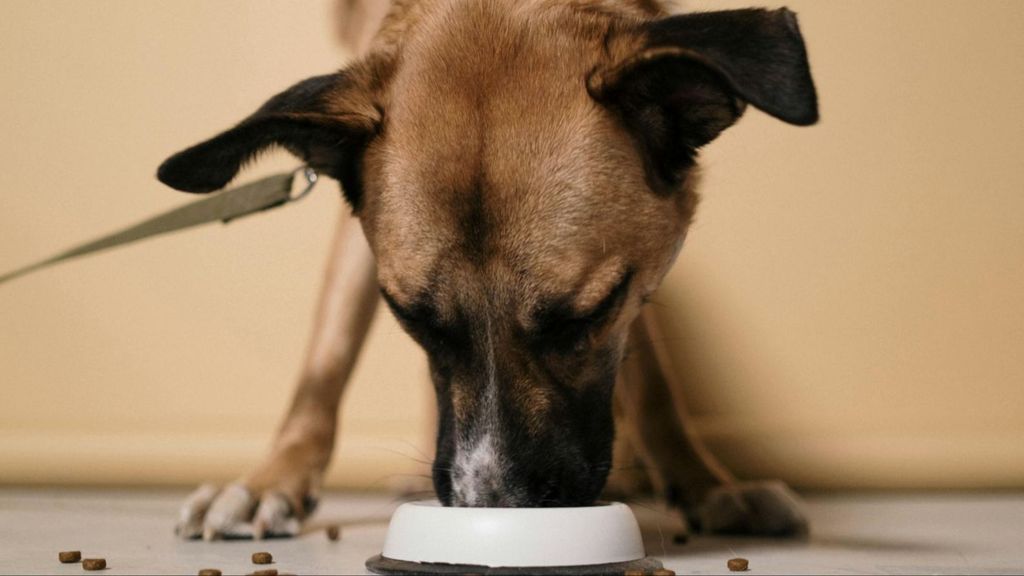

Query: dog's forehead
left=364, top=0, right=685, bottom=306
left=370, top=96, right=641, bottom=302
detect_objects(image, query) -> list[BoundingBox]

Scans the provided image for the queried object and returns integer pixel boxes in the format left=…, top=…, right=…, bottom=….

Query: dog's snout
left=441, top=420, right=610, bottom=508
left=449, top=432, right=516, bottom=507
left=422, top=279, right=620, bottom=509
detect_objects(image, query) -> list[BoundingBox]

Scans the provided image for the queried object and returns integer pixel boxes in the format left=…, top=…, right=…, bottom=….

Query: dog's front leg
left=616, top=307, right=809, bottom=537
left=176, top=209, right=379, bottom=540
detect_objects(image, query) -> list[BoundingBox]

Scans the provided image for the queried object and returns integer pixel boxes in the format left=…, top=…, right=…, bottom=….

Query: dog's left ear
left=589, top=8, right=819, bottom=185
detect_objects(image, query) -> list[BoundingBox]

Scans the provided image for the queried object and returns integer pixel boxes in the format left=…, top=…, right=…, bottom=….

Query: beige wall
left=1, top=1, right=1022, bottom=490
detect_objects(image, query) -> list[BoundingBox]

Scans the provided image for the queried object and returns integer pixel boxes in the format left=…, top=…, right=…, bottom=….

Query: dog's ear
left=589, top=8, right=818, bottom=185
left=157, top=71, right=381, bottom=204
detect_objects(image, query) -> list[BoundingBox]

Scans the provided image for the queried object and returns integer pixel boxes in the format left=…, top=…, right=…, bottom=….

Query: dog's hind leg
left=603, top=402, right=656, bottom=501
left=615, top=307, right=733, bottom=520
left=615, top=307, right=809, bottom=537
left=176, top=210, right=379, bottom=540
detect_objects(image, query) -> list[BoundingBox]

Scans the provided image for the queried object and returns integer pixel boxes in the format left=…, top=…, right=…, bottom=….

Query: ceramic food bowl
left=366, top=500, right=662, bottom=575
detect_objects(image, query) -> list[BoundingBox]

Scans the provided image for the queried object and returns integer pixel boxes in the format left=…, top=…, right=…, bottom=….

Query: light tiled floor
left=1, top=489, right=1022, bottom=575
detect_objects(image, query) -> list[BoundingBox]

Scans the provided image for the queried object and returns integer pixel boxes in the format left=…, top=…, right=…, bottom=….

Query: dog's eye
left=380, top=289, right=429, bottom=327
left=533, top=313, right=600, bottom=354
left=380, top=289, right=448, bottom=342
left=531, top=271, right=633, bottom=353
left=381, top=289, right=469, bottom=355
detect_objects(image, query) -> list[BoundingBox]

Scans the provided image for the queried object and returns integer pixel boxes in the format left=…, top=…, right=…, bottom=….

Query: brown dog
left=160, top=0, right=818, bottom=540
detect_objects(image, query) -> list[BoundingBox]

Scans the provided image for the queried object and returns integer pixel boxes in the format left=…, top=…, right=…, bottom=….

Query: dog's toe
left=200, top=484, right=258, bottom=541
left=175, top=483, right=219, bottom=539
left=253, top=492, right=302, bottom=540
left=697, top=481, right=809, bottom=538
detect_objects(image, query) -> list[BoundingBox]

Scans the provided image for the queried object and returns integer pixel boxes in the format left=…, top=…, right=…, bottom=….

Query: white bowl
left=379, top=500, right=647, bottom=568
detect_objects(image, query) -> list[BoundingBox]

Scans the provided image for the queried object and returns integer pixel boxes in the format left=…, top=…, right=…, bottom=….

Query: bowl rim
left=380, top=500, right=647, bottom=568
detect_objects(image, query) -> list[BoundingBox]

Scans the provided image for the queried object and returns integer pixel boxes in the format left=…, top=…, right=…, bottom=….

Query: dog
left=159, top=0, right=818, bottom=541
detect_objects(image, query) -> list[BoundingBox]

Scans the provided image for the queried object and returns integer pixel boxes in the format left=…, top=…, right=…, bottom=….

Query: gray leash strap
left=0, top=168, right=318, bottom=286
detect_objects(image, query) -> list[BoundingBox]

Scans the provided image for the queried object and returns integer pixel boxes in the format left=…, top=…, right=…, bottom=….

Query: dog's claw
left=202, top=526, right=218, bottom=542
left=175, top=483, right=219, bottom=539
left=253, top=492, right=301, bottom=540
left=202, top=483, right=257, bottom=540
left=176, top=521, right=203, bottom=540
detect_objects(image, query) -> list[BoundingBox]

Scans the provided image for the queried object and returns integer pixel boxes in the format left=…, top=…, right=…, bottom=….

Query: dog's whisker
left=643, top=298, right=674, bottom=310
left=370, top=445, right=436, bottom=467
left=394, top=490, right=438, bottom=503
left=396, top=439, right=434, bottom=463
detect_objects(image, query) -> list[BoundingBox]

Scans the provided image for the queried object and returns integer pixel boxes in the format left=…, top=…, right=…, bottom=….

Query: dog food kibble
left=250, top=570, right=278, bottom=576
left=198, top=570, right=222, bottom=576
left=654, top=569, right=677, bottom=576
left=58, top=551, right=82, bottom=563
left=326, top=525, right=341, bottom=541
left=252, top=552, right=274, bottom=565
left=728, top=557, right=750, bottom=572
left=82, top=558, right=107, bottom=571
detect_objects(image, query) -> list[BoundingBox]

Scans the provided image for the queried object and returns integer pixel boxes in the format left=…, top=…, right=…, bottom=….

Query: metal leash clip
left=290, top=166, right=319, bottom=203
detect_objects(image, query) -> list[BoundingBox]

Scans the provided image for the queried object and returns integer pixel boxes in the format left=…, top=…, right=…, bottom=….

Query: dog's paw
left=175, top=483, right=306, bottom=541
left=696, top=481, right=810, bottom=538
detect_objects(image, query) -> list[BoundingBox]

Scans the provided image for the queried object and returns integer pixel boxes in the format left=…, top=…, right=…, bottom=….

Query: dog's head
left=159, top=3, right=817, bottom=507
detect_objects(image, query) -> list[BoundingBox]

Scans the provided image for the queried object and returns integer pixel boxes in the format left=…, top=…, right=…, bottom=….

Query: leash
left=0, top=167, right=319, bottom=286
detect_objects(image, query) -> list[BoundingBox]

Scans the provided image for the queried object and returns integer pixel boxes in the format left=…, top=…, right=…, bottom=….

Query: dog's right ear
left=157, top=70, right=382, bottom=205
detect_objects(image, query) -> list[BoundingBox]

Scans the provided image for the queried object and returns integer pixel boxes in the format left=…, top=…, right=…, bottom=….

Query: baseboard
left=0, top=428, right=432, bottom=491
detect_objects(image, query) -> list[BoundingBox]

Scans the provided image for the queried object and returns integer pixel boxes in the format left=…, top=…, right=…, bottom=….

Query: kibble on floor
left=249, top=570, right=278, bottom=576
left=58, top=551, right=81, bottom=563
left=728, top=557, right=750, bottom=572
left=251, top=552, right=274, bottom=565
left=326, top=525, right=341, bottom=541
left=82, top=558, right=107, bottom=571
left=5, top=490, right=1024, bottom=575
left=197, top=570, right=222, bottom=576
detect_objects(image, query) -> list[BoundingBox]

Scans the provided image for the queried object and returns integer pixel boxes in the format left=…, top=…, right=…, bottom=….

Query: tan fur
left=362, top=0, right=687, bottom=321
left=182, top=0, right=809, bottom=537
left=352, top=0, right=722, bottom=511
left=260, top=0, right=713, bottom=513
left=242, top=209, right=378, bottom=518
